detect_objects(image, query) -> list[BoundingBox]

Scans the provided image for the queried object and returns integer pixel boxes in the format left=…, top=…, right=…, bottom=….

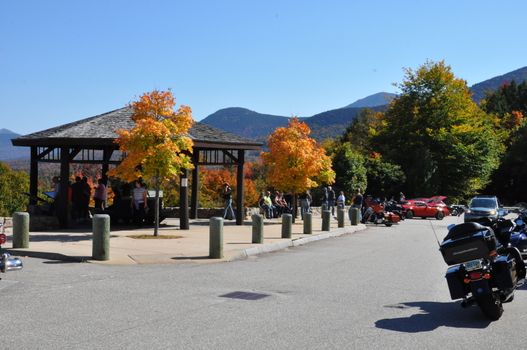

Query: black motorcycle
left=449, top=204, right=466, bottom=217
left=0, top=219, right=23, bottom=275
left=440, top=221, right=525, bottom=320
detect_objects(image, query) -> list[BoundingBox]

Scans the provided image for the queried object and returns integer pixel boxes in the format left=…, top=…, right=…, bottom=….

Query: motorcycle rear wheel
left=476, top=294, right=503, bottom=320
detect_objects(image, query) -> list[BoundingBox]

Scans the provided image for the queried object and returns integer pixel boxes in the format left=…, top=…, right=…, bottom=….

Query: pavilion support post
left=101, top=148, right=113, bottom=183
left=58, top=147, right=71, bottom=228
left=180, top=169, right=189, bottom=230
left=29, top=146, right=38, bottom=206
left=235, top=150, right=245, bottom=225
left=190, top=152, right=199, bottom=219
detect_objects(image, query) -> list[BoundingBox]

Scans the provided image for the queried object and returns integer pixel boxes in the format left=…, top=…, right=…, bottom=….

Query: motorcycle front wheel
left=476, top=294, right=503, bottom=320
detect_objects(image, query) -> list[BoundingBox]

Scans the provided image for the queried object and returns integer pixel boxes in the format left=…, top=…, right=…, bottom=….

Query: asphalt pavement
left=2, top=215, right=527, bottom=350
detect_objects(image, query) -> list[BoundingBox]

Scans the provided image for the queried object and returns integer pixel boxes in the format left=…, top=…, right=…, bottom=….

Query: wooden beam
left=235, top=150, right=245, bottom=225
left=29, top=147, right=38, bottom=206
left=190, top=152, right=199, bottom=219
left=180, top=169, right=189, bottom=230
left=58, top=147, right=71, bottom=228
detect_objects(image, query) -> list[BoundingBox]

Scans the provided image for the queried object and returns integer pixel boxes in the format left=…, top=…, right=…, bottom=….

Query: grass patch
left=127, top=234, right=183, bottom=239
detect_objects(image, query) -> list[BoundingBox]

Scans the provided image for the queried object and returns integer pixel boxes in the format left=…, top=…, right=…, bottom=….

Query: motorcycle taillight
left=0, top=233, right=6, bottom=245
left=469, top=271, right=483, bottom=280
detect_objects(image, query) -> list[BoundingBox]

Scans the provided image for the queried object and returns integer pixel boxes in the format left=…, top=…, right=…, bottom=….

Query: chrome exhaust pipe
left=1, top=253, right=23, bottom=272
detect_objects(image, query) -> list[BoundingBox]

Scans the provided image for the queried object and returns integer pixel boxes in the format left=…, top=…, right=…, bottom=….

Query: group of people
left=68, top=176, right=108, bottom=222
left=258, top=190, right=291, bottom=219
left=320, top=186, right=348, bottom=218
left=221, top=182, right=406, bottom=224
left=51, top=175, right=117, bottom=223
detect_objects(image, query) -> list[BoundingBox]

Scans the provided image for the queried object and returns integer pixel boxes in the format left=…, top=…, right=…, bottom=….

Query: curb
left=237, top=224, right=367, bottom=259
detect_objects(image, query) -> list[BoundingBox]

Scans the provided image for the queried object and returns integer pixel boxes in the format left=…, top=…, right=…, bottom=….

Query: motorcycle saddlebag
left=440, top=228, right=497, bottom=265
left=492, top=254, right=517, bottom=290
left=445, top=265, right=465, bottom=300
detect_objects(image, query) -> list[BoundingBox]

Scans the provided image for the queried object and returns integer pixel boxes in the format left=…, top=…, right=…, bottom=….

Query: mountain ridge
left=0, top=129, right=29, bottom=161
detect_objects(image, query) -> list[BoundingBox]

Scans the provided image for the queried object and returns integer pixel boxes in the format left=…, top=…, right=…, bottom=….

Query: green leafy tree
left=339, top=108, right=384, bottom=154
left=0, top=162, right=29, bottom=216
left=332, top=143, right=368, bottom=196
left=482, top=80, right=527, bottom=118
left=364, top=155, right=405, bottom=198
left=485, top=124, right=527, bottom=204
left=482, top=81, right=527, bottom=203
left=375, top=61, right=503, bottom=200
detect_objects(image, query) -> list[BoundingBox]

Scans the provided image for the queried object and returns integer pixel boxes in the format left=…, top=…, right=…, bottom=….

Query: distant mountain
left=306, top=105, right=387, bottom=140
left=201, top=105, right=387, bottom=142
left=0, top=129, right=29, bottom=161
left=344, top=92, right=396, bottom=108
left=202, top=107, right=290, bottom=142
left=470, top=66, right=527, bottom=102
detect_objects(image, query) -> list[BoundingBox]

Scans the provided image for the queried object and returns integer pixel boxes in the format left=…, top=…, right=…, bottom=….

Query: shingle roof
left=12, top=107, right=262, bottom=150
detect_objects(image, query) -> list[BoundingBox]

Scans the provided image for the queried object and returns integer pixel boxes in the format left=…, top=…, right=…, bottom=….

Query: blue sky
left=1, top=0, right=526, bottom=134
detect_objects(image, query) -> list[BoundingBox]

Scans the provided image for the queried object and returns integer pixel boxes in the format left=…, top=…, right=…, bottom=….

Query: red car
left=402, top=196, right=450, bottom=220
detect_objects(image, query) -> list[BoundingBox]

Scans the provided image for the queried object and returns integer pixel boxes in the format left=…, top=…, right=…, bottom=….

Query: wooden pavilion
left=11, top=106, right=262, bottom=228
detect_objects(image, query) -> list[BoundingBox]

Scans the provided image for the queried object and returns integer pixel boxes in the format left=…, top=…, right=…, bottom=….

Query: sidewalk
left=3, top=216, right=366, bottom=265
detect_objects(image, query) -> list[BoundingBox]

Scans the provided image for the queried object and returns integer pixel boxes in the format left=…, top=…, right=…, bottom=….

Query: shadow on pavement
left=6, top=249, right=89, bottom=263
left=27, top=234, right=119, bottom=242
left=375, top=301, right=491, bottom=332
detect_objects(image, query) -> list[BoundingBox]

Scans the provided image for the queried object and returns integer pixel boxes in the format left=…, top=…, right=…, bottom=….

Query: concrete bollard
left=281, top=214, right=293, bottom=239
left=322, top=210, right=331, bottom=231
left=303, top=212, right=312, bottom=234
left=350, top=207, right=360, bottom=226
left=92, top=214, right=110, bottom=261
left=12, top=212, right=30, bottom=248
left=209, top=217, right=224, bottom=259
left=252, top=214, right=264, bottom=244
left=337, top=208, right=345, bottom=228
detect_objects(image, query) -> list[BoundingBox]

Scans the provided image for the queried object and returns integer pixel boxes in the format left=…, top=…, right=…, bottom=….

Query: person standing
left=93, top=178, right=107, bottom=210
left=299, top=189, right=312, bottom=220
left=132, top=180, right=148, bottom=226
left=222, top=183, right=235, bottom=220
left=321, top=187, right=329, bottom=210
left=350, top=188, right=363, bottom=223
left=327, top=186, right=336, bottom=217
left=337, top=191, right=346, bottom=210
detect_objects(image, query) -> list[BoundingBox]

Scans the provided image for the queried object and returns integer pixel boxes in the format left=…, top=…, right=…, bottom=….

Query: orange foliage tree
left=109, top=90, right=194, bottom=235
left=261, top=118, right=335, bottom=218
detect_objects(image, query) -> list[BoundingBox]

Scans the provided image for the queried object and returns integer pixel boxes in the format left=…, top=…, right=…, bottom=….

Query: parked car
left=402, top=199, right=450, bottom=220
left=464, top=195, right=507, bottom=223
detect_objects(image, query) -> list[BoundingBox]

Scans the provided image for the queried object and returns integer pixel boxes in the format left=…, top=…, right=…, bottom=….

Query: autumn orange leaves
left=108, top=90, right=194, bottom=185
left=261, top=117, right=335, bottom=194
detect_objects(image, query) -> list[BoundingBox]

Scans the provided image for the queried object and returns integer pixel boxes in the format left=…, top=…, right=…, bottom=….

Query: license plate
left=464, top=259, right=483, bottom=271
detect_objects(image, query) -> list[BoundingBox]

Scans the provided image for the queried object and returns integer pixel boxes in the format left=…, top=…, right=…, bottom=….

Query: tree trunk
left=292, top=193, right=298, bottom=223
left=154, top=179, right=160, bottom=237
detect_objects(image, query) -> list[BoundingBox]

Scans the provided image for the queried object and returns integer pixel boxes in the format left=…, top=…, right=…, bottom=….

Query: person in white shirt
left=131, top=180, right=148, bottom=226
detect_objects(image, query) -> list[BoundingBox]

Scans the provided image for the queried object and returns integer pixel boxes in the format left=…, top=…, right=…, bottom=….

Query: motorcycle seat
left=444, top=222, right=491, bottom=241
